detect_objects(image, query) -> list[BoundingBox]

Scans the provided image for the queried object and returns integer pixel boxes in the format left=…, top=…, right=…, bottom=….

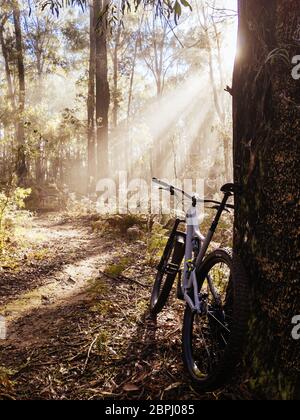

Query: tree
left=194, top=0, right=232, bottom=181
left=87, top=1, right=96, bottom=191
left=233, top=0, right=299, bottom=399
left=94, top=0, right=110, bottom=180
left=126, top=30, right=139, bottom=121
left=0, top=13, right=16, bottom=113
left=12, top=0, right=27, bottom=183
left=111, top=0, right=121, bottom=128
left=140, top=15, right=168, bottom=97
left=37, top=0, right=194, bottom=182
left=23, top=7, right=62, bottom=184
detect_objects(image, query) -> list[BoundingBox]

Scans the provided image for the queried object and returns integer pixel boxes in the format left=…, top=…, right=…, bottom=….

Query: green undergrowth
left=0, top=366, right=16, bottom=394
left=104, top=256, right=133, bottom=277
left=87, top=277, right=109, bottom=296
left=0, top=185, right=35, bottom=272
left=91, top=214, right=148, bottom=236
left=146, top=223, right=169, bottom=267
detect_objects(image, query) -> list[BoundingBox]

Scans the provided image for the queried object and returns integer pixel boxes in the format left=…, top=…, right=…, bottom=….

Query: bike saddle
left=221, top=183, right=243, bottom=195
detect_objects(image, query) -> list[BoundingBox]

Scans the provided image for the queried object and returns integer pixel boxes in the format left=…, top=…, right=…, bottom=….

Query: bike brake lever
left=159, top=186, right=178, bottom=197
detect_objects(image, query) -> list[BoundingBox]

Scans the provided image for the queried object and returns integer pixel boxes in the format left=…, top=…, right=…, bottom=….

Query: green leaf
left=174, top=0, right=182, bottom=23
left=180, top=0, right=192, bottom=11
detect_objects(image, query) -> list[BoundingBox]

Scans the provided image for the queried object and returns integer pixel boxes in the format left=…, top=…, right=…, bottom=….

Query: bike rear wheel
left=182, top=249, right=249, bottom=391
left=150, top=233, right=185, bottom=316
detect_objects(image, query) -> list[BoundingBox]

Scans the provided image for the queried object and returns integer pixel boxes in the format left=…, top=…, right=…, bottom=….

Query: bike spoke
left=189, top=258, right=233, bottom=379
left=207, top=311, right=230, bottom=333
left=220, top=333, right=228, bottom=346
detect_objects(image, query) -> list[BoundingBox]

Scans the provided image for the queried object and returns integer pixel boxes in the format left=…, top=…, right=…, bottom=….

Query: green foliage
left=87, top=277, right=109, bottom=296
left=0, top=366, right=15, bottom=393
left=146, top=222, right=168, bottom=266
left=91, top=301, right=111, bottom=316
left=132, top=298, right=148, bottom=322
left=173, top=0, right=192, bottom=23
left=65, top=195, right=97, bottom=216
left=201, top=209, right=233, bottom=247
left=104, top=256, right=132, bottom=277
left=95, top=330, right=110, bottom=354
left=0, top=185, right=32, bottom=253
left=38, top=0, right=192, bottom=23
left=92, top=214, right=147, bottom=236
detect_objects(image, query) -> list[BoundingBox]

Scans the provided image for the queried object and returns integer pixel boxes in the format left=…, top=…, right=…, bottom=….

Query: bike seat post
left=210, top=193, right=230, bottom=233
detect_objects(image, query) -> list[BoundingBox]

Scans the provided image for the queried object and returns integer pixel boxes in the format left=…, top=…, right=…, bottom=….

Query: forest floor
left=0, top=213, right=250, bottom=400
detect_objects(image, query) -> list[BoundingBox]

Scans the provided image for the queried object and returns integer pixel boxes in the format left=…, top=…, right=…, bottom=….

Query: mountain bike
left=150, top=178, right=249, bottom=392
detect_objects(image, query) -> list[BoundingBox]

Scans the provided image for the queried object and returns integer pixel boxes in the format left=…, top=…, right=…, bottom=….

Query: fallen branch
left=82, top=334, right=99, bottom=373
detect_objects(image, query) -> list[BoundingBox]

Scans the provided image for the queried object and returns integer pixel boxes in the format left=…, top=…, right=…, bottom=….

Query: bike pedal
left=177, top=270, right=184, bottom=300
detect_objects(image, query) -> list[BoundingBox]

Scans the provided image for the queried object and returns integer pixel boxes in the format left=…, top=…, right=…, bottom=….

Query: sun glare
left=223, top=19, right=238, bottom=72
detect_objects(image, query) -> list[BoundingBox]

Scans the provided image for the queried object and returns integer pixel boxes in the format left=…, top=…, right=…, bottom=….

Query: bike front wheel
left=150, top=233, right=185, bottom=316
left=182, top=249, right=249, bottom=392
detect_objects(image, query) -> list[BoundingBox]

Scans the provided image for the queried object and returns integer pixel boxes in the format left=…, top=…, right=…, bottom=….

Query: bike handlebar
left=152, top=177, right=194, bottom=201
left=152, top=177, right=235, bottom=210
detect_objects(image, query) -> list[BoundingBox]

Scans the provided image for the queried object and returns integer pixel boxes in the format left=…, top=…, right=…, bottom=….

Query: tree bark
left=0, top=18, right=16, bottom=112
left=87, top=1, right=96, bottom=192
left=127, top=35, right=138, bottom=122
left=12, top=0, right=27, bottom=184
left=94, top=0, right=110, bottom=180
left=233, top=0, right=300, bottom=399
left=112, top=9, right=121, bottom=129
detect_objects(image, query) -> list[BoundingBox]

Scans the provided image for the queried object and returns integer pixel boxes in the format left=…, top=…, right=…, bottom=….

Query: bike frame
left=152, top=177, right=232, bottom=315
left=183, top=193, right=231, bottom=313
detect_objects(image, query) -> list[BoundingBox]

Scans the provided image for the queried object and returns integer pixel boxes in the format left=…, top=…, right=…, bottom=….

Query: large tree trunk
left=0, top=19, right=16, bottom=112
left=233, top=0, right=300, bottom=399
left=127, top=35, right=138, bottom=122
left=12, top=0, right=27, bottom=184
left=0, top=15, right=19, bottom=170
left=126, top=34, right=139, bottom=176
left=112, top=9, right=121, bottom=129
left=94, top=0, right=110, bottom=180
left=87, top=2, right=96, bottom=192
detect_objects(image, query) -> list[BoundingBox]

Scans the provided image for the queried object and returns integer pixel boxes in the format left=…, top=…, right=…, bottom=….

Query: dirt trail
left=0, top=217, right=109, bottom=307
left=0, top=215, right=242, bottom=400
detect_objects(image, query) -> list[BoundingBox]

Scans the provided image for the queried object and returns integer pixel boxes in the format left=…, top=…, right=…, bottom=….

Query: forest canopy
left=0, top=0, right=235, bottom=198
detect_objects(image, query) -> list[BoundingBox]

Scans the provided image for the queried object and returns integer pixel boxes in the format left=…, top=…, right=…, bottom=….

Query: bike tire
left=182, top=248, right=249, bottom=392
left=150, top=234, right=185, bottom=316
